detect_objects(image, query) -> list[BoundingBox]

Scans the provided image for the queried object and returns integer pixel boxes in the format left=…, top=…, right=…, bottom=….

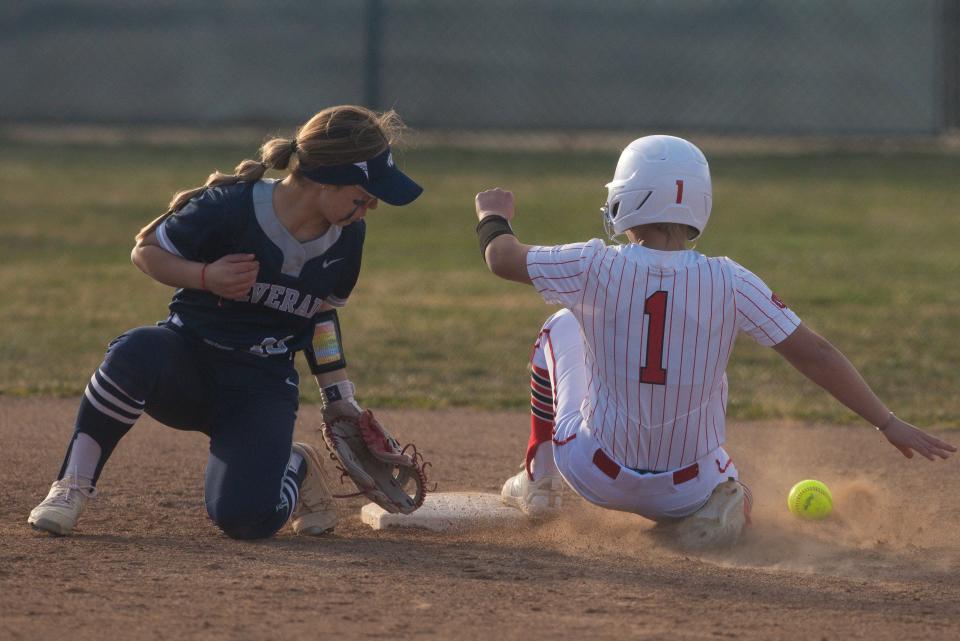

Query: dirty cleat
left=290, top=442, right=339, bottom=535
left=673, top=479, right=752, bottom=550
left=500, top=467, right=563, bottom=518
left=28, top=477, right=97, bottom=536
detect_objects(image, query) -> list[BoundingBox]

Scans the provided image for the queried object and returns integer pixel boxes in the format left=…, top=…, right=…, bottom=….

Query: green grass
left=1, top=141, right=957, bottom=427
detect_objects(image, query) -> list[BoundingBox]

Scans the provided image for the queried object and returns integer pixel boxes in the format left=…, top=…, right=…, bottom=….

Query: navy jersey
left=154, top=179, right=364, bottom=357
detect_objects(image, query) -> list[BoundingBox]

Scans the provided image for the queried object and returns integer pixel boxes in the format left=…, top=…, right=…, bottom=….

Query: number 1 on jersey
left=640, top=291, right=668, bottom=385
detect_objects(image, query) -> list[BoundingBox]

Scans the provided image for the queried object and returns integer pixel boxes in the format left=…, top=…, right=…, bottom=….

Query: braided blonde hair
left=136, top=105, right=407, bottom=241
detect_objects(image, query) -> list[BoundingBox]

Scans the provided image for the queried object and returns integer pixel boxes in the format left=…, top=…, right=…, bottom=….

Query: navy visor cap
left=298, top=147, right=423, bottom=206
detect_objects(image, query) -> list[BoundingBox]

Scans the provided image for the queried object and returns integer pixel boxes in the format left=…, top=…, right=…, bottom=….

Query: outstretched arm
left=475, top=188, right=533, bottom=285
left=773, top=323, right=956, bottom=460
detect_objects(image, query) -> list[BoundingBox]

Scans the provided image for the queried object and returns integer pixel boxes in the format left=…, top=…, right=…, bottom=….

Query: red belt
left=592, top=448, right=699, bottom=485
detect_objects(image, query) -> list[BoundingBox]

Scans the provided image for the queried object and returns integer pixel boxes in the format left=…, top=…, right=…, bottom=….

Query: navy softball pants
left=63, top=324, right=301, bottom=539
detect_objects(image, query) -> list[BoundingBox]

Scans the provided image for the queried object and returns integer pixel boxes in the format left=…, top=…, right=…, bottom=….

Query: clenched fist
left=203, top=254, right=259, bottom=300
left=475, top=188, right=516, bottom=222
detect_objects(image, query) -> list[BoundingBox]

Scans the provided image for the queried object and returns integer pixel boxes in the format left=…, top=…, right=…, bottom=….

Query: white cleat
left=28, top=477, right=97, bottom=536
left=673, top=479, right=752, bottom=550
left=290, top=442, right=339, bottom=536
left=500, top=468, right=563, bottom=519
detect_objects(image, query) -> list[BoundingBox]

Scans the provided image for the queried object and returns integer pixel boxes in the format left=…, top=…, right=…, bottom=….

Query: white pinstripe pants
left=537, top=309, right=740, bottom=521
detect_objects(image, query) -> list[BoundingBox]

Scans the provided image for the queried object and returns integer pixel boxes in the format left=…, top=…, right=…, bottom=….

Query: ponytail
left=135, top=137, right=298, bottom=242
left=136, top=105, right=407, bottom=242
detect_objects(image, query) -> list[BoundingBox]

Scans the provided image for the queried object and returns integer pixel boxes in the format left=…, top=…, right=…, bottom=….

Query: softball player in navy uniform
left=28, top=105, right=423, bottom=539
left=475, top=135, right=955, bottom=548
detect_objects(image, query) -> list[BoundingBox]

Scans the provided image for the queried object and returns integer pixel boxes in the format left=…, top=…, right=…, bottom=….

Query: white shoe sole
left=500, top=492, right=526, bottom=512
left=29, top=517, right=71, bottom=536
left=501, top=476, right=563, bottom=519
left=293, top=511, right=338, bottom=536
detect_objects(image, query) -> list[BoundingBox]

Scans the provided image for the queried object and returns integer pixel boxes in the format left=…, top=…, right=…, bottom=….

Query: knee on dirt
left=206, top=497, right=287, bottom=540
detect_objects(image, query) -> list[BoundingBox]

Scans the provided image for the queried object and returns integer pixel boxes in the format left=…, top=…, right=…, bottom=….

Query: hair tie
left=289, top=139, right=299, bottom=154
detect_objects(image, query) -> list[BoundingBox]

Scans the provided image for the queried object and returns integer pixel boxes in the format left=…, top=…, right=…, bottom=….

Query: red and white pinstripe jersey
left=527, top=239, right=800, bottom=472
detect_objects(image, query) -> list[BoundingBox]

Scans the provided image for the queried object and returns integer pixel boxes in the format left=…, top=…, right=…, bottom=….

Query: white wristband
left=322, top=380, right=360, bottom=409
left=321, top=381, right=363, bottom=412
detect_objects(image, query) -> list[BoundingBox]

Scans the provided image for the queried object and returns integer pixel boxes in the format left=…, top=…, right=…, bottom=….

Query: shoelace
left=44, top=479, right=97, bottom=508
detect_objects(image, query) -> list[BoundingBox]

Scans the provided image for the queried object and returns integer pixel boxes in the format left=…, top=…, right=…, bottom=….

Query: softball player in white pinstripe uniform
left=474, top=135, right=954, bottom=547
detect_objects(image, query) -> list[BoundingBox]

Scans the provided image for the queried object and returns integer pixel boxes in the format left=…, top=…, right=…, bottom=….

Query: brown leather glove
left=321, top=407, right=429, bottom=514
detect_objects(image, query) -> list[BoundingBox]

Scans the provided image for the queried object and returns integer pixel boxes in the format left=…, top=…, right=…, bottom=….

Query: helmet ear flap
left=609, top=190, right=653, bottom=235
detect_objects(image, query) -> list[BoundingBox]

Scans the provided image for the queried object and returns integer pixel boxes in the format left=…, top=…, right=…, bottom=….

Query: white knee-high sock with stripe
left=61, top=432, right=101, bottom=485
left=278, top=451, right=305, bottom=520
left=59, top=368, right=147, bottom=484
left=84, top=368, right=146, bottom=426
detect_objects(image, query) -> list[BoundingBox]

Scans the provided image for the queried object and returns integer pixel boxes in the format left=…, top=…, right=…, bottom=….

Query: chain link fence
left=1, top=0, right=957, bottom=135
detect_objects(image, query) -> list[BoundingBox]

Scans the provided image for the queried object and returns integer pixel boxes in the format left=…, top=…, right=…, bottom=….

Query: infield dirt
left=2, top=397, right=958, bottom=641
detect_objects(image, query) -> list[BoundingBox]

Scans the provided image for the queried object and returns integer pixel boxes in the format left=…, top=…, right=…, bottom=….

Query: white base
left=360, top=492, right=527, bottom=532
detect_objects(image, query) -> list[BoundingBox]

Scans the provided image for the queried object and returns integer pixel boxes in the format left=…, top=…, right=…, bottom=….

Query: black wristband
left=476, top=215, right=515, bottom=258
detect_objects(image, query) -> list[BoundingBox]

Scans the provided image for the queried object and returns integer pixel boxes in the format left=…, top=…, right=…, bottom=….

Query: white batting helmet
left=602, top=135, right=712, bottom=241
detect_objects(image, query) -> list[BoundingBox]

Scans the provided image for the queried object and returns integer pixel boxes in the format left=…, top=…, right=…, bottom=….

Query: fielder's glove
left=320, top=403, right=429, bottom=514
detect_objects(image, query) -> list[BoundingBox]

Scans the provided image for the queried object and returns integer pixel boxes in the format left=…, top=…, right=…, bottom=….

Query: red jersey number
left=640, top=291, right=668, bottom=385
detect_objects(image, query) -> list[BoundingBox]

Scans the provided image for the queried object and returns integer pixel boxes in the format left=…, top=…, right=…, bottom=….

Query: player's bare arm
left=773, top=323, right=956, bottom=460
left=132, top=230, right=259, bottom=300
left=475, top=188, right=533, bottom=284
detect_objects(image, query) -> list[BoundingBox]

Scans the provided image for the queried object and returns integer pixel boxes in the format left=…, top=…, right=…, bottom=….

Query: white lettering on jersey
left=527, top=240, right=800, bottom=472
left=264, top=285, right=285, bottom=309
left=293, top=294, right=314, bottom=317
left=306, top=298, right=326, bottom=317
left=278, top=288, right=299, bottom=313
left=249, top=283, right=270, bottom=304
left=249, top=335, right=294, bottom=357
left=231, top=282, right=338, bottom=319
